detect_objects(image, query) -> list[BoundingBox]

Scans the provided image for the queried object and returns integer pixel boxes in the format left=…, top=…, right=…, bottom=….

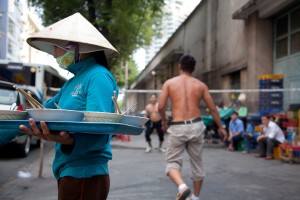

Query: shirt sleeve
left=237, top=120, right=245, bottom=133
left=246, top=123, right=253, bottom=133
left=229, top=121, right=234, bottom=132
left=61, top=71, right=117, bottom=155
left=267, top=123, right=277, bottom=139
left=85, top=72, right=116, bottom=112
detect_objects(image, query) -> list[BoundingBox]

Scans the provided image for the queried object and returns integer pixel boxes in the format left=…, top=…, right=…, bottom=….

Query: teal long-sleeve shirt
left=43, top=56, right=118, bottom=179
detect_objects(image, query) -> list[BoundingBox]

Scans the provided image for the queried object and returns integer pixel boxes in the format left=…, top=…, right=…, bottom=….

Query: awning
left=233, top=0, right=298, bottom=20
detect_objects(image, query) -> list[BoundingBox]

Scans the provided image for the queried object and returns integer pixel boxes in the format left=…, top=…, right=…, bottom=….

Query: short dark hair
left=179, top=55, right=196, bottom=73
left=261, top=115, right=272, bottom=119
left=232, top=111, right=239, bottom=116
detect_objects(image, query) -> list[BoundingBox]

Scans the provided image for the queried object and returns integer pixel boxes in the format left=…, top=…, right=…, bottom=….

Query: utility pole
left=124, top=61, right=128, bottom=110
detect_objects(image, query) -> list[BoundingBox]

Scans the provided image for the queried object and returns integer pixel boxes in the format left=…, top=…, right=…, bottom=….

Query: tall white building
left=144, top=0, right=199, bottom=64
left=0, top=0, right=23, bottom=61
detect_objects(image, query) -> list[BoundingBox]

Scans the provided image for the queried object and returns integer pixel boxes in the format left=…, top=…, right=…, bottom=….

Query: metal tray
left=0, top=120, right=144, bottom=135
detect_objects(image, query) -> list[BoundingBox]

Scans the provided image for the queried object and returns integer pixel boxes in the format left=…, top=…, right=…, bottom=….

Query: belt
left=169, top=117, right=202, bottom=125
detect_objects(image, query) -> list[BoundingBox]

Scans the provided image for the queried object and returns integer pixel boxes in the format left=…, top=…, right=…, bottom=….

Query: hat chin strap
left=75, top=43, right=79, bottom=63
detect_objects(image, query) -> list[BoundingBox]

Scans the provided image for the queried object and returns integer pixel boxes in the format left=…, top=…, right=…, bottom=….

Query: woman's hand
left=19, top=118, right=74, bottom=145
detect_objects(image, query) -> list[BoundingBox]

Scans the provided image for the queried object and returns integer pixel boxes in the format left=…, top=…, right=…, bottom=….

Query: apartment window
left=290, top=8, right=300, bottom=54
left=8, top=19, right=14, bottom=36
left=275, top=6, right=300, bottom=59
left=8, top=42, right=13, bottom=55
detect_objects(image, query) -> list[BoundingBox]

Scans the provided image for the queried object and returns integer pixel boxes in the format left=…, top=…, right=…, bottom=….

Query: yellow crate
left=259, top=74, right=284, bottom=80
left=254, top=125, right=263, bottom=132
left=273, top=147, right=281, bottom=159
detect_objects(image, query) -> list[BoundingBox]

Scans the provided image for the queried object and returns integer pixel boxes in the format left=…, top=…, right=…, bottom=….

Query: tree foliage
left=27, top=0, right=164, bottom=87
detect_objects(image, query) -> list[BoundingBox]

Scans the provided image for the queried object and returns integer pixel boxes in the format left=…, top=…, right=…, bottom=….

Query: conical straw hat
left=27, top=12, right=119, bottom=58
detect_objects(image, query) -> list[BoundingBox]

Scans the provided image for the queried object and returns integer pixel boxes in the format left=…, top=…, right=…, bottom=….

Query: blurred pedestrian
left=158, top=55, right=226, bottom=200
left=20, top=13, right=119, bottom=200
left=144, top=94, right=165, bottom=153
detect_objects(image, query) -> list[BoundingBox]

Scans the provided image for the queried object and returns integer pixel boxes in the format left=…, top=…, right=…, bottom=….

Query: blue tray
left=0, top=120, right=144, bottom=135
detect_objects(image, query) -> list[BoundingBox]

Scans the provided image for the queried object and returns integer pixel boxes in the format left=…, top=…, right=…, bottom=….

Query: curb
left=111, top=143, right=145, bottom=150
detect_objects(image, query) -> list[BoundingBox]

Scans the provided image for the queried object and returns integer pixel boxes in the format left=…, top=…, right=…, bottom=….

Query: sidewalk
left=0, top=133, right=164, bottom=200
left=110, top=132, right=224, bottom=150
left=0, top=132, right=225, bottom=200
left=110, top=131, right=161, bottom=150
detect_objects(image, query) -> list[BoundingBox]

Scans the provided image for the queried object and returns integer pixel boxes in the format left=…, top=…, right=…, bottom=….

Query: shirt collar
left=67, top=56, right=97, bottom=75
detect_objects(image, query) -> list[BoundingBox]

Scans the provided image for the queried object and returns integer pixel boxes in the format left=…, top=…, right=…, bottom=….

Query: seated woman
left=242, top=117, right=260, bottom=154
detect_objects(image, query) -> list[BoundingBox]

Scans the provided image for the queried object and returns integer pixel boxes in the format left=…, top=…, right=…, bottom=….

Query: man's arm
left=202, top=84, right=226, bottom=137
left=144, top=105, right=149, bottom=118
left=158, top=82, right=169, bottom=131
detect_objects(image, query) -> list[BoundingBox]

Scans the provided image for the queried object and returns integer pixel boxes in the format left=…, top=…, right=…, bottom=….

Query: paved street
left=0, top=134, right=299, bottom=200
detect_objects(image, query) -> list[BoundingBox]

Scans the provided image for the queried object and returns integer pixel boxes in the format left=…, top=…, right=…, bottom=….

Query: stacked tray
left=0, top=109, right=148, bottom=137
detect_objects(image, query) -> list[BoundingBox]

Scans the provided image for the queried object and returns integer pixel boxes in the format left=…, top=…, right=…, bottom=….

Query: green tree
left=28, top=0, right=164, bottom=87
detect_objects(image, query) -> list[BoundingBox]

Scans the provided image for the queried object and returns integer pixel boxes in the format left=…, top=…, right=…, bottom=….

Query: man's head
left=179, top=55, right=196, bottom=73
left=261, top=115, right=271, bottom=126
left=269, top=115, right=276, bottom=122
left=231, top=111, right=239, bottom=121
left=149, top=94, right=157, bottom=104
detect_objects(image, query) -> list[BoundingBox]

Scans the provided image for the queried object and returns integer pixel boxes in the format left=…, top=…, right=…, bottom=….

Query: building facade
left=128, top=0, right=300, bottom=114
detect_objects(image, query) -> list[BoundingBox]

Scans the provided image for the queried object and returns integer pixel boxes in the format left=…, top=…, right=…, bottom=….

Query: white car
left=0, top=80, right=42, bottom=157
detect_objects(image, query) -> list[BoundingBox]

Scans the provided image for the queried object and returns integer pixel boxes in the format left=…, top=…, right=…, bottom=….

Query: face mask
left=56, top=50, right=75, bottom=70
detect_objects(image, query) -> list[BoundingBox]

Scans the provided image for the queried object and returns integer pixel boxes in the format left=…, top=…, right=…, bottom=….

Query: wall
left=128, top=0, right=275, bottom=113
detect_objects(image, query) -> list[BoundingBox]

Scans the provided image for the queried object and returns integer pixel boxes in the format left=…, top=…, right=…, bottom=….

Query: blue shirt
left=229, top=118, right=244, bottom=136
left=43, top=56, right=118, bottom=179
left=245, top=123, right=259, bottom=138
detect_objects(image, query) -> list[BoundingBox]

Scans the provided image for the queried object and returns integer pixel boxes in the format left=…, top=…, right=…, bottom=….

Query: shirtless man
left=144, top=94, right=165, bottom=153
left=158, top=55, right=226, bottom=200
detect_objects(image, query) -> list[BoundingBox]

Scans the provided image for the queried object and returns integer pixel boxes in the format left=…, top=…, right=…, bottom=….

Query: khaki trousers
left=165, top=121, right=206, bottom=181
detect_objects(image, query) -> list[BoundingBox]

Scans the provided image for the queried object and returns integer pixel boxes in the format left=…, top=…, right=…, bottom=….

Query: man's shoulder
left=269, top=121, right=279, bottom=128
left=237, top=118, right=244, bottom=123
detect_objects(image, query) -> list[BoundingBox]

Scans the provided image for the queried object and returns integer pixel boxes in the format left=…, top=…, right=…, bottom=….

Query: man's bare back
left=166, top=74, right=204, bottom=121
left=159, top=73, right=223, bottom=133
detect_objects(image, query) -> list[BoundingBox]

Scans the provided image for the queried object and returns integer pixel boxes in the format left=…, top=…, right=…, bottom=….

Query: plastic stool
left=273, top=146, right=281, bottom=159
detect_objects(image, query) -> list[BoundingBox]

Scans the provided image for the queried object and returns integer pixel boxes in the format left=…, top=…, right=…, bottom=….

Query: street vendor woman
left=19, top=13, right=119, bottom=200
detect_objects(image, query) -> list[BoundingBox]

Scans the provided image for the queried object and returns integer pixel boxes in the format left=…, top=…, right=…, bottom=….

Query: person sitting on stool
left=255, top=115, right=285, bottom=160
left=226, top=111, right=244, bottom=151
